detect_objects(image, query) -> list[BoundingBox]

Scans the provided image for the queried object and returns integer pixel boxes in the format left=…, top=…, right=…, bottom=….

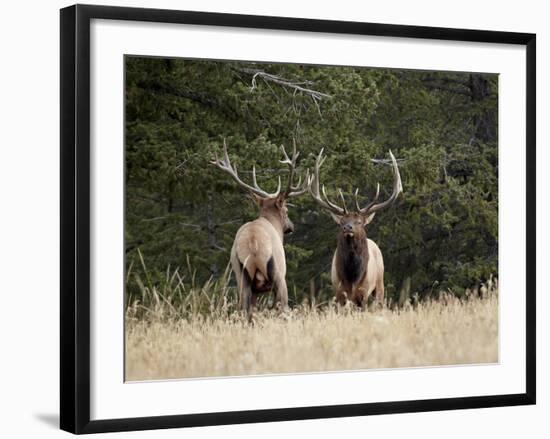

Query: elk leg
left=269, top=288, right=277, bottom=309
left=273, top=274, right=289, bottom=311
left=374, top=282, right=385, bottom=309
left=237, top=268, right=253, bottom=314
left=250, top=292, right=258, bottom=311
left=336, top=294, right=347, bottom=307
left=358, top=293, right=367, bottom=311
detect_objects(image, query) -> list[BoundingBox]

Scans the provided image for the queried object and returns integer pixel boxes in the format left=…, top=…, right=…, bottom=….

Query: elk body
left=211, top=140, right=308, bottom=314
left=309, top=150, right=402, bottom=308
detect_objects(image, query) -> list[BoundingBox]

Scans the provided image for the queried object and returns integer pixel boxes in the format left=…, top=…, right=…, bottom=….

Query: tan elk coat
left=331, top=236, right=385, bottom=307
left=308, top=148, right=402, bottom=308
left=211, top=140, right=308, bottom=314
left=231, top=212, right=287, bottom=309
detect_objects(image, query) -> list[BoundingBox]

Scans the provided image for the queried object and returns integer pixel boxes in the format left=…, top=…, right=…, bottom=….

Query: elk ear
left=363, top=212, right=376, bottom=225
left=249, top=193, right=264, bottom=207
left=329, top=212, right=342, bottom=224
left=274, top=196, right=284, bottom=209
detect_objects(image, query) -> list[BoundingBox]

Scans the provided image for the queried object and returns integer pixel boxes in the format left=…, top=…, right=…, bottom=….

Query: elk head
left=308, top=149, right=403, bottom=240
left=211, top=139, right=309, bottom=236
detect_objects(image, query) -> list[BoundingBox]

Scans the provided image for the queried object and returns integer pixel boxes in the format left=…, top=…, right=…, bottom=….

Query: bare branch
left=175, top=159, right=188, bottom=170
left=236, top=67, right=332, bottom=101
left=141, top=216, right=168, bottom=222
left=179, top=222, right=202, bottom=229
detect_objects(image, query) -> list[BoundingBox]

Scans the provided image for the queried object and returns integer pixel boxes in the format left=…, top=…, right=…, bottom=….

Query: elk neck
left=336, top=233, right=369, bottom=285
left=259, top=210, right=285, bottom=240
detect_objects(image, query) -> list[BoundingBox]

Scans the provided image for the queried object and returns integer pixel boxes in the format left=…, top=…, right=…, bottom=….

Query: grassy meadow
left=125, top=260, right=498, bottom=381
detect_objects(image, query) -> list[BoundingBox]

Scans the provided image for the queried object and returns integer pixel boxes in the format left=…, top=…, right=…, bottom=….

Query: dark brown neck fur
left=336, top=234, right=369, bottom=287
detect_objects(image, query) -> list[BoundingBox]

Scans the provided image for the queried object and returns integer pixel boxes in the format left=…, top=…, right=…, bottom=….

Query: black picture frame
left=60, top=4, right=536, bottom=434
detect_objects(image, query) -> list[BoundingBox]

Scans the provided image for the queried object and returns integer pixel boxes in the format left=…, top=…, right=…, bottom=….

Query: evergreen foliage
left=125, top=56, right=498, bottom=306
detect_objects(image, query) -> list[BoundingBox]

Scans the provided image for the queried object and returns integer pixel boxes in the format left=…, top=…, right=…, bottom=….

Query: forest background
left=124, top=57, right=498, bottom=308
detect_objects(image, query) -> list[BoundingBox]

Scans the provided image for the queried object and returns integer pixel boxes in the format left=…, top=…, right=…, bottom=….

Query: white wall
left=0, top=0, right=546, bottom=437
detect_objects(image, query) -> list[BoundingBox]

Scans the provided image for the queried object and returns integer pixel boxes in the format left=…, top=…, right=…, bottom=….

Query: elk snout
left=342, top=222, right=354, bottom=238
left=284, top=219, right=295, bottom=235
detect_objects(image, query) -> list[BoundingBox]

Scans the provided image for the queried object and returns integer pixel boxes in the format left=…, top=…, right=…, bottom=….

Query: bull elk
left=211, top=140, right=309, bottom=314
left=309, top=149, right=403, bottom=308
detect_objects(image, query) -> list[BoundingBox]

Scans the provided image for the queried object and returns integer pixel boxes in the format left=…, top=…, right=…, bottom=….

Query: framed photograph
left=60, top=4, right=536, bottom=434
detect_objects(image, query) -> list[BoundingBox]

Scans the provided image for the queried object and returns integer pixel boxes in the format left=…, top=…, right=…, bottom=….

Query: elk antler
left=308, top=148, right=347, bottom=215
left=211, top=139, right=282, bottom=199
left=309, top=149, right=402, bottom=217
left=358, top=150, right=403, bottom=216
left=280, top=138, right=310, bottom=198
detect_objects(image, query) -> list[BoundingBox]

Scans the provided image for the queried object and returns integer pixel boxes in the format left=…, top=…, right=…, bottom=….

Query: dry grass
left=125, top=291, right=498, bottom=381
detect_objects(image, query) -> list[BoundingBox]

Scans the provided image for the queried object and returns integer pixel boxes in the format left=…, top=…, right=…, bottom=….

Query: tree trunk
left=206, top=192, right=219, bottom=278
left=309, top=278, right=317, bottom=307
left=469, top=74, right=497, bottom=143
left=167, top=180, right=175, bottom=213
left=398, top=276, right=411, bottom=308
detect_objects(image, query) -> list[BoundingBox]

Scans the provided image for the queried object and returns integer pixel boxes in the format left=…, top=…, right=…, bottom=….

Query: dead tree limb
left=234, top=67, right=332, bottom=101
left=370, top=158, right=406, bottom=165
